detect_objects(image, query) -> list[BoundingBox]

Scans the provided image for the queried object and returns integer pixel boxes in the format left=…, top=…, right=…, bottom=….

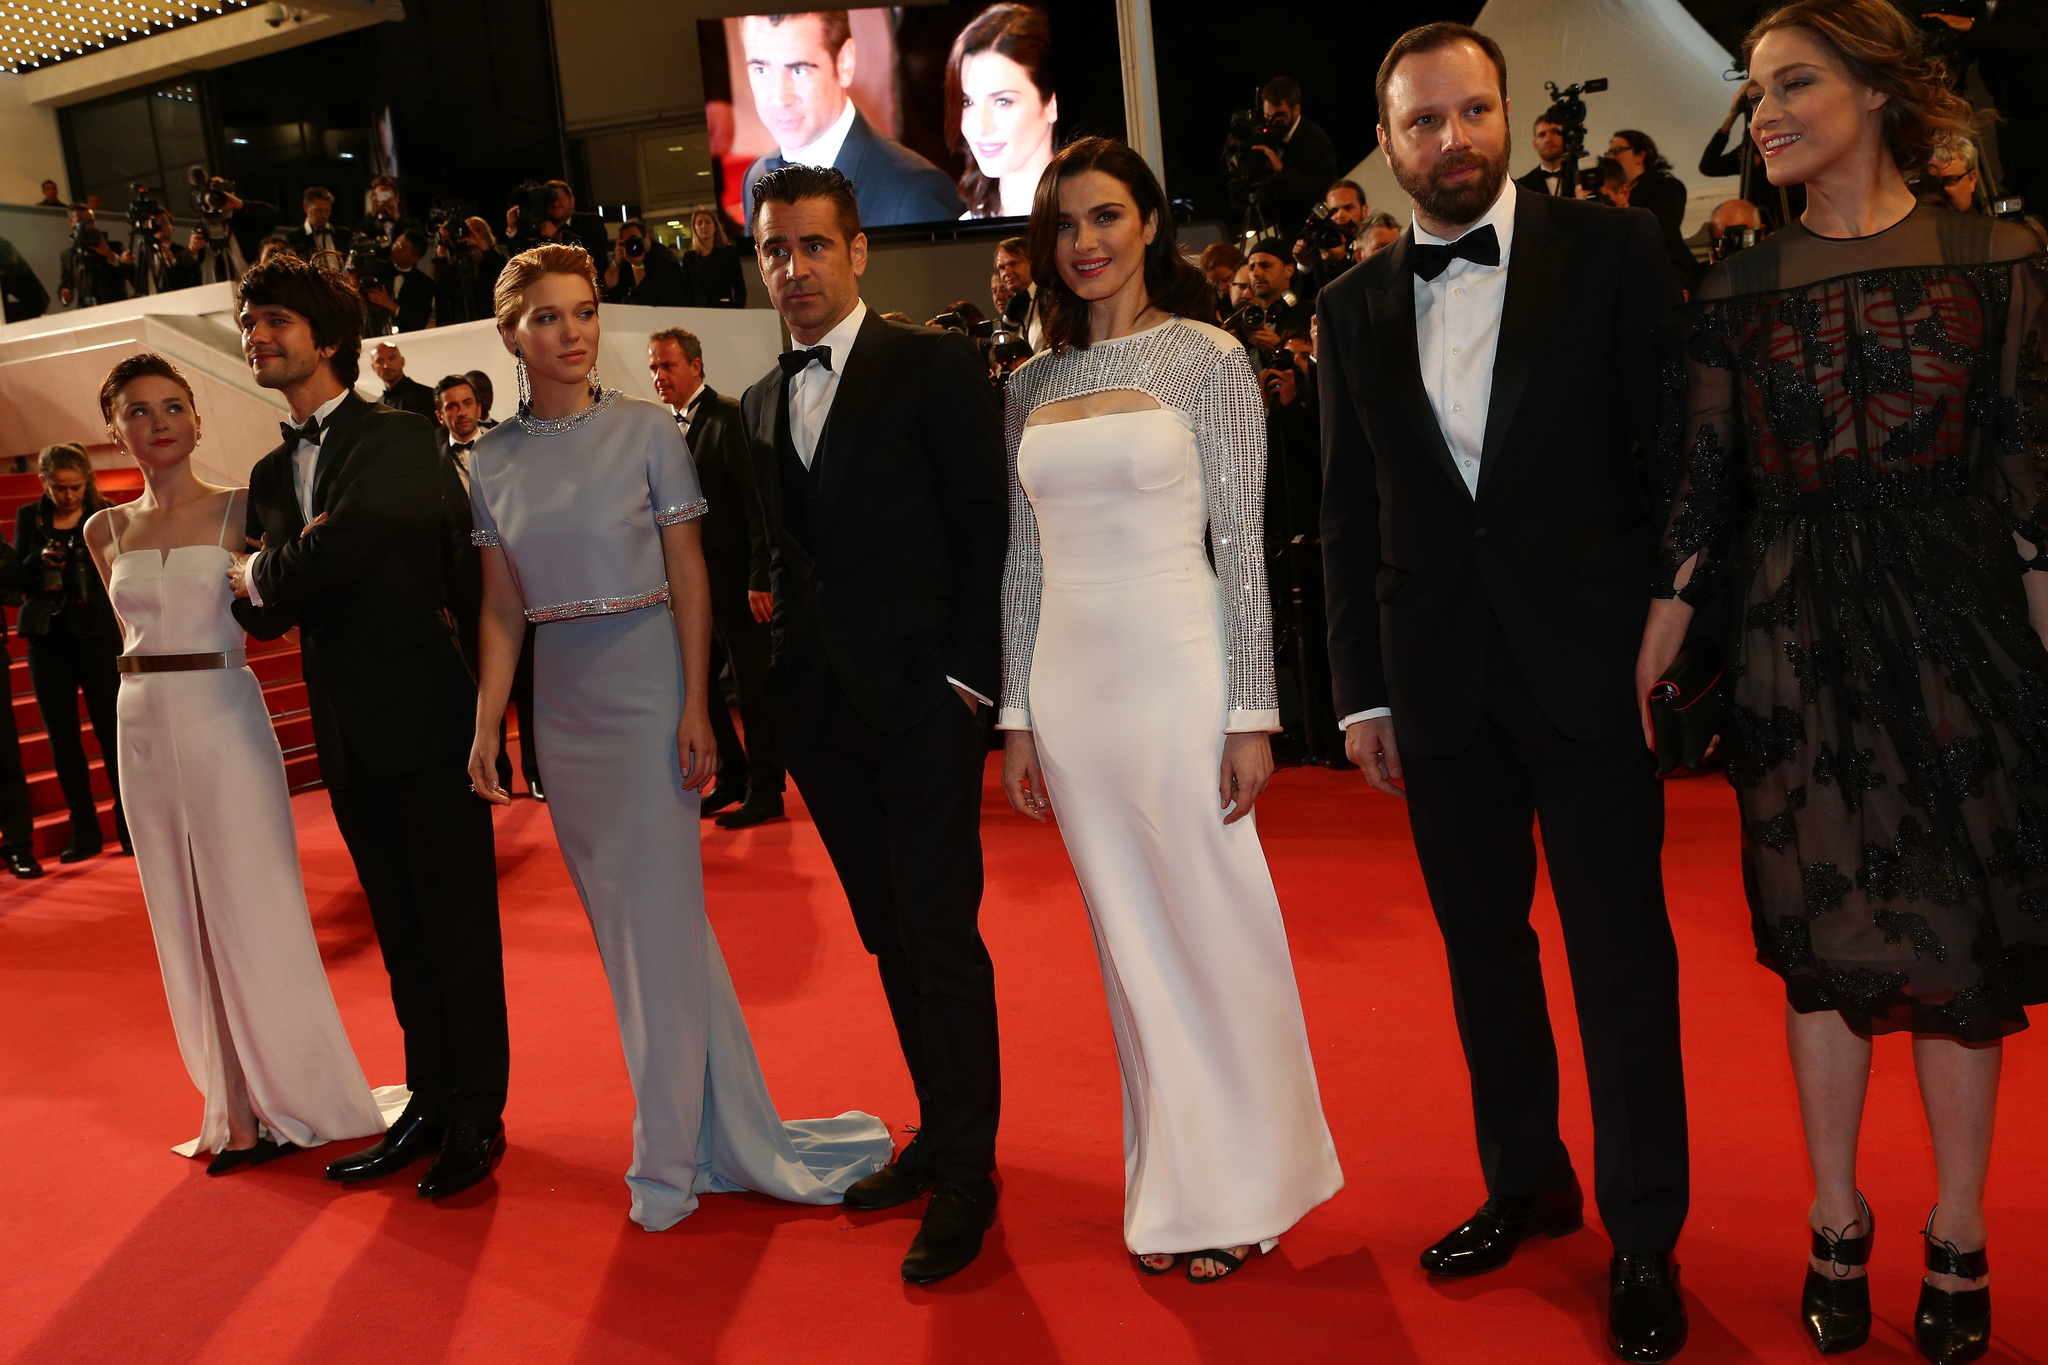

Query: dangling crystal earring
left=514, top=347, right=532, bottom=414
left=585, top=363, right=603, bottom=402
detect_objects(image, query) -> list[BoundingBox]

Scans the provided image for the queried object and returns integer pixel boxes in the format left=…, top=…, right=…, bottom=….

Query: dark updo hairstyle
left=1027, top=136, right=1213, bottom=353
left=1610, top=129, right=1672, bottom=176
left=1741, top=0, right=1976, bottom=174
left=944, top=4, right=1055, bottom=218
left=98, top=351, right=195, bottom=422
left=235, top=252, right=366, bottom=386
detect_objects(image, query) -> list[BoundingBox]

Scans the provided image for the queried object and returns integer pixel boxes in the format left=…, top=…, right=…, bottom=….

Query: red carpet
left=0, top=760, right=2040, bottom=1364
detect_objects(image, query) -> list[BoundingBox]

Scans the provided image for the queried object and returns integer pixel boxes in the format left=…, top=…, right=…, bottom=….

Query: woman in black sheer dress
left=1638, top=4, right=2044, bottom=1361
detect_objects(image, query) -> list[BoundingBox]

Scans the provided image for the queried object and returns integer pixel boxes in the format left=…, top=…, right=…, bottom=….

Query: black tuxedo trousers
left=1403, top=606, right=1686, bottom=1254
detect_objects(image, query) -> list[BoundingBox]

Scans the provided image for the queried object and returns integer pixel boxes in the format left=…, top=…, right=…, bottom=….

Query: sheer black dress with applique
left=1659, top=204, right=2048, bottom=1041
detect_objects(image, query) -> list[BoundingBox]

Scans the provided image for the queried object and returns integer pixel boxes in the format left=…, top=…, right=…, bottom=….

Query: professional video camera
left=1709, top=225, right=1758, bottom=264
left=343, top=237, right=393, bottom=296
left=1222, top=92, right=1290, bottom=229
left=932, top=310, right=994, bottom=341
left=187, top=165, right=236, bottom=219
left=507, top=179, right=559, bottom=252
left=428, top=197, right=477, bottom=253
left=126, top=184, right=164, bottom=235
left=1540, top=77, right=1608, bottom=189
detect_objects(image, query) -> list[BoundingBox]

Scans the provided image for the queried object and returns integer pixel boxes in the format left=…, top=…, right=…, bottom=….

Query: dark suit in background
left=682, top=386, right=780, bottom=805
left=386, top=265, right=435, bottom=333
left=739, top=310, right=1006, bottom=1182
left=1317, top=189, right=1688, bottom=1254
left=742, top=110, right=964, bottom=229
left=1515, top=165, right=1567, bottom=197
left=437, top=436, right=539, bottom=796
left=286, top=222, right=353, bottom=261
left=380, top=375, right=436, bottom=419
left=234, top=393, right=508, bottom=1127
left=1263, top=114, right=1338, bottom=232
left=681, top=243, right=747, bottom=307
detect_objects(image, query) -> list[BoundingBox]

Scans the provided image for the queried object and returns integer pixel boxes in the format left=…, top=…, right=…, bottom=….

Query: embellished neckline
left=516, top=387, right=620, bottom=436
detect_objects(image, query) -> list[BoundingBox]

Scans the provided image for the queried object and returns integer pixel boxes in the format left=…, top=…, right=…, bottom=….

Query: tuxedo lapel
left=1368, top=233, right=1469, bottom=499
left=1476, top=191, right=1570, bottom=498
left=812, top=310, right=890, bottom=531
left=309, top=392, right=372, bottom=514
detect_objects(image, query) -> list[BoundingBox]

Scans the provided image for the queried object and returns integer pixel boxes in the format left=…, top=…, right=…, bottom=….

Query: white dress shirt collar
left=1410, top=177, right=1519, bottom=259
left=785, top=298, right=867, bottom=469
left=808, top=296, right=868, bottom=363
left=782, top=98, right=858, bottom=170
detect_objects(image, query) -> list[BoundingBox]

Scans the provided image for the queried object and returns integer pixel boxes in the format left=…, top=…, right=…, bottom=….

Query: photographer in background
left=127, top=207, right=200, bottom=297
left=184, top=176, right=278, bottom=285
left=1919, top=134, right=1990, bottom=213
left=542, top=179, right=609, bottom=275
left=287, top=186, right=351, bottom=261
left=1198, top=241, right=1243, bottom=315
left=60, top=225, right=128, bottom=310
left=1516, top=115, right=1570, bottom=196
left=1292, top=179, right=1366, bottom=299
left=1235, top=237, right=1310, bottom=363
left=1706, top=198, right=1767, bottom=263
left=1229, top=261, right=1255, bottom=311
left=0, top=236, right=47, bottom=321
left=1246, top=77, right=1338, bottom=234
left=1356, top=211, right=1402, bottom=260
left=602, top=218, right=688, bottom=306
left=353, top=175, right=419, bottom=251
left=362, top=227, right=434, bottom=334
left=433, top=215, right=507, bottom=325
left=1608, top=129, right=1687, bottom=231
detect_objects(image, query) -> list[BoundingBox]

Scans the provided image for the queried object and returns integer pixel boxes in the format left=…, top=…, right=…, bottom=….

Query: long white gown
left=998, top=318, right=1343, bottom=1255
left=108, top=498, right=403, bottom=1157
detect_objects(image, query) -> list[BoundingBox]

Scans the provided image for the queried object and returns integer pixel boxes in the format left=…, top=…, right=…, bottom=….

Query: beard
left=1387, top=141, right=1510, bottom=228
left=249, top=348, right=317, bottom=391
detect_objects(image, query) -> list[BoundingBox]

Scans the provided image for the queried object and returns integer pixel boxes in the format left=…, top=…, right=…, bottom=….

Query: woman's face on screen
left=960, top=50, right=1056, bottom=180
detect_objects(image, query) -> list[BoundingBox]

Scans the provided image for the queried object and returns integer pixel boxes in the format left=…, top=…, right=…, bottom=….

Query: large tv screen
left=699, top=5, right=1056, bottom=232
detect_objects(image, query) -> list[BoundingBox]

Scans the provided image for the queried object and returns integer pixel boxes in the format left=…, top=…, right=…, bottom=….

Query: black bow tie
left=282, top=415, right=323, bottom=447
left=778, top=345, right=832, bottom=377
left=450, top=440, right=474, bottom=454
left=1410, top=224, right=1501, bottom=282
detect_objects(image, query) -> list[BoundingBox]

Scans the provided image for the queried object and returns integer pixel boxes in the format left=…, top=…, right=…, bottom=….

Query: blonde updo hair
left=493, top=242, right=600, bottom=331
left=1742, top=0, right=1978, bottom=174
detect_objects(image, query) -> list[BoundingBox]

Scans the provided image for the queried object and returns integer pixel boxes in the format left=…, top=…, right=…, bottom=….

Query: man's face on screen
left=743, top=14, right=855, bottom=155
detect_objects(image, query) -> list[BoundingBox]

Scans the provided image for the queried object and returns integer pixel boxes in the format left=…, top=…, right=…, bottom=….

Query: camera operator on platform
left=1247, top=77, right=1337, bottom=233
left=1292, top=179, right=1366, bottom=298
left=432, top=215, right=506, bottom=326
left=288, top=187, right=351, bottom=261
left=128, top=206, right=200, bottom=297
left=538, top=179, right=610, bottom=274
left=60, top=221, right=128, bottom=310
left=363, top=228, right=434, bottom=334
left=186, top=177, right=279, bottom=286
left=1516, top=114, right=1570, bottom=196
left=603, top=218, right=688, bottom=306
left=353, top=175, right=420, bottom=250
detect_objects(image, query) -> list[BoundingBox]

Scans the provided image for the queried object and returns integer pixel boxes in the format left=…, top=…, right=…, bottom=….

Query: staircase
left=0, top=467, right=321, bottom=861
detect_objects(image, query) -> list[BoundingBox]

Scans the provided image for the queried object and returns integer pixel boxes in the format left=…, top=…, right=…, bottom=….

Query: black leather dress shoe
left=58, top=840, right=102, bottom=864
left=1609, top=1254, right=1688, bottom=1363
left=715, top=795, right=785, bottom=830
left=902, top=1178, right=998, bottom=1284
left=843, top=1153, right=935, bottom=1211
left=699, top=784, right=743, bottom=817
left=326, top=1110, right=448, bottom=1183
left=1421, top=1168, right=1584, bottom=1277
left=418, top=1119, right=506, bottom=1200
left=8, top=851, right=42, bottom=879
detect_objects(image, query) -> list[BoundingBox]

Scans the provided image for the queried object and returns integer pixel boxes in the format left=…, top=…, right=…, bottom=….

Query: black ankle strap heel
left=1915, top=1208, right=1990, bottom=1365
left=1801, top=1194, right=1873, bottom=1355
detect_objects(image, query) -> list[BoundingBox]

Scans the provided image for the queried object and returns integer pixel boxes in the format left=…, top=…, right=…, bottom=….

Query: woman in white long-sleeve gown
left=998, top=137, right=1342, bottom=1283
left=85, top=353, right=399, bottom=1171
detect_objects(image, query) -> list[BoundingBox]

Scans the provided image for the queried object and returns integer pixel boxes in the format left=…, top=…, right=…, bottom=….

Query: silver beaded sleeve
left=995, top=319, right=1279, bottom=732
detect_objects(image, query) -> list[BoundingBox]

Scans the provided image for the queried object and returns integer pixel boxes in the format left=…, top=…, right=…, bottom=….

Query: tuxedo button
left=1472, top=526, right=1489, bottom=542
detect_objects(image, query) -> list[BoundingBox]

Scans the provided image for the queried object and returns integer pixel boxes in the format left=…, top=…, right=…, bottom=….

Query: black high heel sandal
left=1916, top=1210, right=1990, bottom=1365
left=1802, top=1193, right=1874, bottom=1354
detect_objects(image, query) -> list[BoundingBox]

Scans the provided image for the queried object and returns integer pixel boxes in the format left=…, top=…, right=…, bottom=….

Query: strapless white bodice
left=109, top=546, right=244, bottom=655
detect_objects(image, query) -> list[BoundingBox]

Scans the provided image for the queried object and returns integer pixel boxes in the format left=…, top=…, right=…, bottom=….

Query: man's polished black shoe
left=58, top=840, right=101, bottom=864
left=699, top=784, right=743, bottom=817
left=715, top=795, right=785, bottom=830
left=1420, top=1168, right=1585, bottom=1277
left=417, top=1119, right=505, bottom=1200
left=901, top=1178, right=998, bottom=1284
left=8, top=850, right=42, bottom=879
left=326, top=1110, right=448, bottom=1183
left=842, top=1150, right=935, bottom=1212
left=1609, top=1254, right=1688, bottom=1363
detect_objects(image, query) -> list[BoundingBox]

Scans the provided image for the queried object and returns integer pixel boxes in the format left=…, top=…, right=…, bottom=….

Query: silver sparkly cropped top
left=998, top=316, right=1279, bottom=732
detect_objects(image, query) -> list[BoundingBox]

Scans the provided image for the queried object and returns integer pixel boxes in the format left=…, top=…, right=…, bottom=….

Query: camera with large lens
left=1299, top=202, right=1354, bottom=254
left=187, top=165, right=236, bottom=219
left=1710, top=226, right=1758, bottom=263
left=344, top=237, right=393, bottom=296
left=1223, top=107, right=1288, bottom=188
left=508, top=180, right=558, bottom=252
left=127, top=183, right=162, bottom=234
left=618, top=233, right=649, bottom=262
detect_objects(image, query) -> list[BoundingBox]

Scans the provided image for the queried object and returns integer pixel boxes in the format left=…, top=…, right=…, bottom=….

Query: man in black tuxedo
left=1515, top=115, right=1570, bottom=198
left=364, top=228, right=434, bottom=334
left=286, top=186, right=352, bottom=261
left=738, top=11, right=963, bottom=228
left=1251, top=76, right=1339, bottom=234
left=434, top=374, right=540, bottom=800
left=370, top=342, right=435, bottom=417
left=226, top=254, right=509, bottom=1202
left=650, top=328, right=781, bottom=828
left=739, top=165, right=1004, bottom=1283
left=1318, top=25, right=1688, bottom=1362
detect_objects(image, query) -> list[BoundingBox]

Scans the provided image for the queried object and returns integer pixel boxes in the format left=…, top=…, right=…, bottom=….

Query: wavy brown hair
left=1742, top=0, right=1977, bottom=173
left=1027, top=137, right=1212, bottom=353
left=944, top=4, right=1054, bottom=218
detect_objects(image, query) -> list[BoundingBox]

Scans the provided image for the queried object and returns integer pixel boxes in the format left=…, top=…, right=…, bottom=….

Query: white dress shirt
left=781, top=98, right=858, bottom=171
left=300, top=220, right=341, bottom=255
left=246, top=389, right=351, bottom=609
left=672, top=380, right=709, bottom=443
left=446, top=431, right=479, bottom=493
left=1340, top=181, right=1519, bottom=733
left=782, top=299, right=991, bottom=708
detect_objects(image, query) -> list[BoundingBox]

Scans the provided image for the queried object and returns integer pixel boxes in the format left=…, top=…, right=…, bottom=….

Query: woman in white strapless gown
left=998, top=140, right=1341, bottom=1282
left=85, top=354, right=399, bottom=1171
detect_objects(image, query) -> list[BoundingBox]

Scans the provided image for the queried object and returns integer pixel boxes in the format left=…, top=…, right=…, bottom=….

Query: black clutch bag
left=1648, top=639, right=1727, bottom=778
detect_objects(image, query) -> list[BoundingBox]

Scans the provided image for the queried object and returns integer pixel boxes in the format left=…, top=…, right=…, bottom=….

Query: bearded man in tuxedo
left=1317, top=23, right=1689, bottom=1362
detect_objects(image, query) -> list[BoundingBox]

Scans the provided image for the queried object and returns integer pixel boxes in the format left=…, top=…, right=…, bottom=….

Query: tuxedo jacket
left=1317, top=188, right=1677, bottom=755
left=231, top=393, right=476, bottom=788
left=683, top=387, right=772, bottom=600
left=286, top=223, right=353, bottom=260
left=742, top=110, right=964, bottom=230
left=1516, top=165, right=1566, bottom=197
left=435, top=439, right=482, bottom=629
left=738, top=311, right=1005, bottom=735
left=380, top=376, right=436, bottom=419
